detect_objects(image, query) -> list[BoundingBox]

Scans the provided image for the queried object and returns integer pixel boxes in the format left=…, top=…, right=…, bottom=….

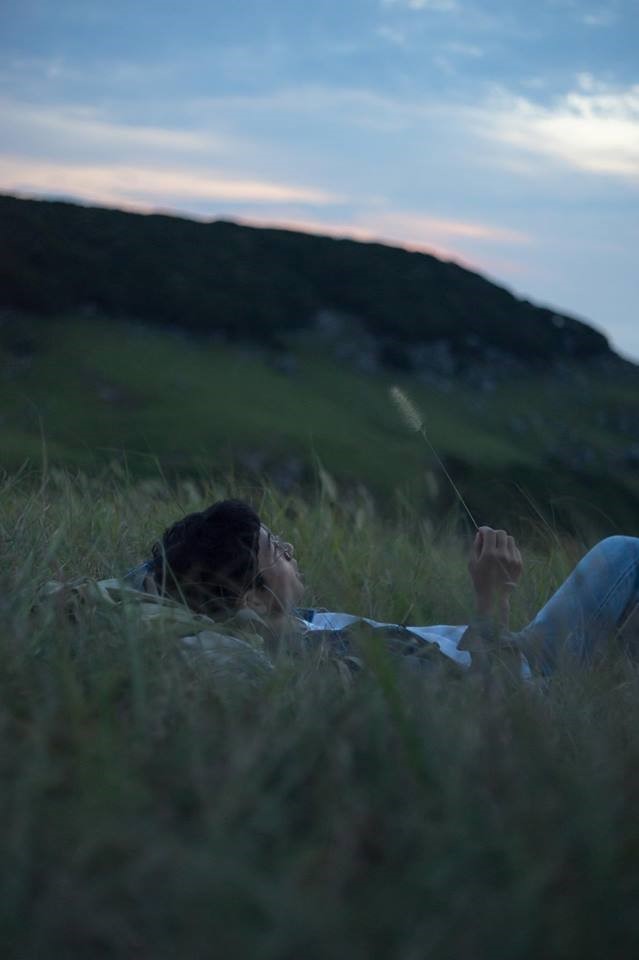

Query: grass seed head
left=390, top=386, right=423, bottom=433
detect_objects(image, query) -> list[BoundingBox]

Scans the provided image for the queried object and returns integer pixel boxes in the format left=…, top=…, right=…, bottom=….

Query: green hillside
left=0, top=194, right=609, bottom=365
left=2, top=315, right=638, bottom=534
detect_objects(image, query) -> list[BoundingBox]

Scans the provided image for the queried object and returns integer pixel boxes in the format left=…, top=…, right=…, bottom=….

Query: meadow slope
left=2, top=314, right=639, bottom=535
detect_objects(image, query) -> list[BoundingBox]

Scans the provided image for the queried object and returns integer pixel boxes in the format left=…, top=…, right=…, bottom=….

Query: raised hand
left=468, top=526, right=523, bottom=619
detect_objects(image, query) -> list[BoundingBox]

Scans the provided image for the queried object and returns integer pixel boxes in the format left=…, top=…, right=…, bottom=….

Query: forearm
left=460, top=593, right=514, bottom=667
left=475, top=591, right=511, bottom=630
left=463, top=526, right=524, bottom=666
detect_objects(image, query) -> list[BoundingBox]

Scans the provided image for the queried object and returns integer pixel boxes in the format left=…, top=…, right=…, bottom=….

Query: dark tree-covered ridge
left=0, top=193, right=610, bottom=365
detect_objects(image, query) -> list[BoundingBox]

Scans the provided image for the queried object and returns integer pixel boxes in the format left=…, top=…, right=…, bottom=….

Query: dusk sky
left=1, top=0, right=638, bottom=358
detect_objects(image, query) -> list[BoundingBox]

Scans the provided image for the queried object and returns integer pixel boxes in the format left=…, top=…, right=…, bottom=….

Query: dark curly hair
left=150, top=499, right=263, bottom=614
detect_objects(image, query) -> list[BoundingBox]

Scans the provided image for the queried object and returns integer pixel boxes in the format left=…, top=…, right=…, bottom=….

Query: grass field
left=2, top=467, right=639, bottom=959
left=3, top=314, right=639, bottom=534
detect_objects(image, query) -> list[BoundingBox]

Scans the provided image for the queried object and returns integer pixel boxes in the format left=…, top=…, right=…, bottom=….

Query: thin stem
left=390, top=384, right=478, bottom=530
left=418, top=428, right=478, bottom=530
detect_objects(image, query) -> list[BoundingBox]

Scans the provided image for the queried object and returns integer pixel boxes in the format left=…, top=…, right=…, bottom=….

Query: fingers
left=495, top=530, right=508, bottom=552
left=474, top=527, right=522, bottom=570
left=479, top=528, right=496, bottom=558
left=509, top=539, right=521, bottom=561
left=506, top=535, right=523, bottom=569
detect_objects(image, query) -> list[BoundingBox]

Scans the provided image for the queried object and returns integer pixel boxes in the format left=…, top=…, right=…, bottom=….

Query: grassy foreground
left=2, top=468, right=639, bottom=959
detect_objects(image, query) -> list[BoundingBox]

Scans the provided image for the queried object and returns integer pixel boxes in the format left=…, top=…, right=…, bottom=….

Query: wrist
left=474, top=591, right=510, bottom=623
left=475, top=591, right=494, bottom=618
left=498, top=595, right=511, bottom=628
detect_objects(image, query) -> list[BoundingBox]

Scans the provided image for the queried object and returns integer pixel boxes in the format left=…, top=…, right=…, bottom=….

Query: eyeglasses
left=269, top=532, right=295, bottom=562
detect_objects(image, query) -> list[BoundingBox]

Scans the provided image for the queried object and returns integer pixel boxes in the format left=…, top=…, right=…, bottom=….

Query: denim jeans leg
left=517, top=536, right=639, bottom=675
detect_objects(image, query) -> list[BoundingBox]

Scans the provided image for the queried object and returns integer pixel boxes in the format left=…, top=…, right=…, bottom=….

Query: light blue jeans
left=518, top=536, right=639, bottom=675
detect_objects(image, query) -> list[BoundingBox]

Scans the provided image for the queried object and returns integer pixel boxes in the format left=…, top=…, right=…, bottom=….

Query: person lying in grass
left=122, top=500, right=639, bottom=678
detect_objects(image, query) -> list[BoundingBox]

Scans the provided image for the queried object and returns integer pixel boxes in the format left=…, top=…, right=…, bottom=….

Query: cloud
left=0, top=156, right=342, bottom=209
left=229, top=213, right=476, bottom=267
left=580, top=8, right=616, bottom=27
left=406, top=0, right=458, bottom=9
left=381, top=0, right=459, bottom=11
left=444, top=42, right=484, bottom=57
left=227, top=207, right=531, bottom=278
left=0, top=54, right=176, bottom=88
left=192, top=85, right=444, bottom=138
left=375, top=25, right=408, bottom=46
left=477, top=77, right=639, bottom=181
left=363, top=211, right=530, bottom=245
left=0, top=98, right=227, bottom=156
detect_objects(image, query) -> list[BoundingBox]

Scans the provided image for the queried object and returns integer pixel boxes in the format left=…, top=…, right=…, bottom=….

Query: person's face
left=256, top=525, right=304, bottom=615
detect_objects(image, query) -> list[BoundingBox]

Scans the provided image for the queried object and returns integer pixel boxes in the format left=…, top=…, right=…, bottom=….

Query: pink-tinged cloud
left=231, top=214, right=472, bottom=264
left=361, top=211, right=530, bottom=245
left=229, top=212, right=528, bottom=276
left=0, top=154, right=530, bottom=280
left=0, top=156, right=342, bottom=207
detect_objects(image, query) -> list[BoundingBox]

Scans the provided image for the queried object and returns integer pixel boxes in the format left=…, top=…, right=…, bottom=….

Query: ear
left=241, top=587, right=270, bottom=617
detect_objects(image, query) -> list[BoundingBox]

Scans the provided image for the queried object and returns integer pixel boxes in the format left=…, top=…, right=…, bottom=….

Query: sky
left=1, top=0, right=638, bottom=359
